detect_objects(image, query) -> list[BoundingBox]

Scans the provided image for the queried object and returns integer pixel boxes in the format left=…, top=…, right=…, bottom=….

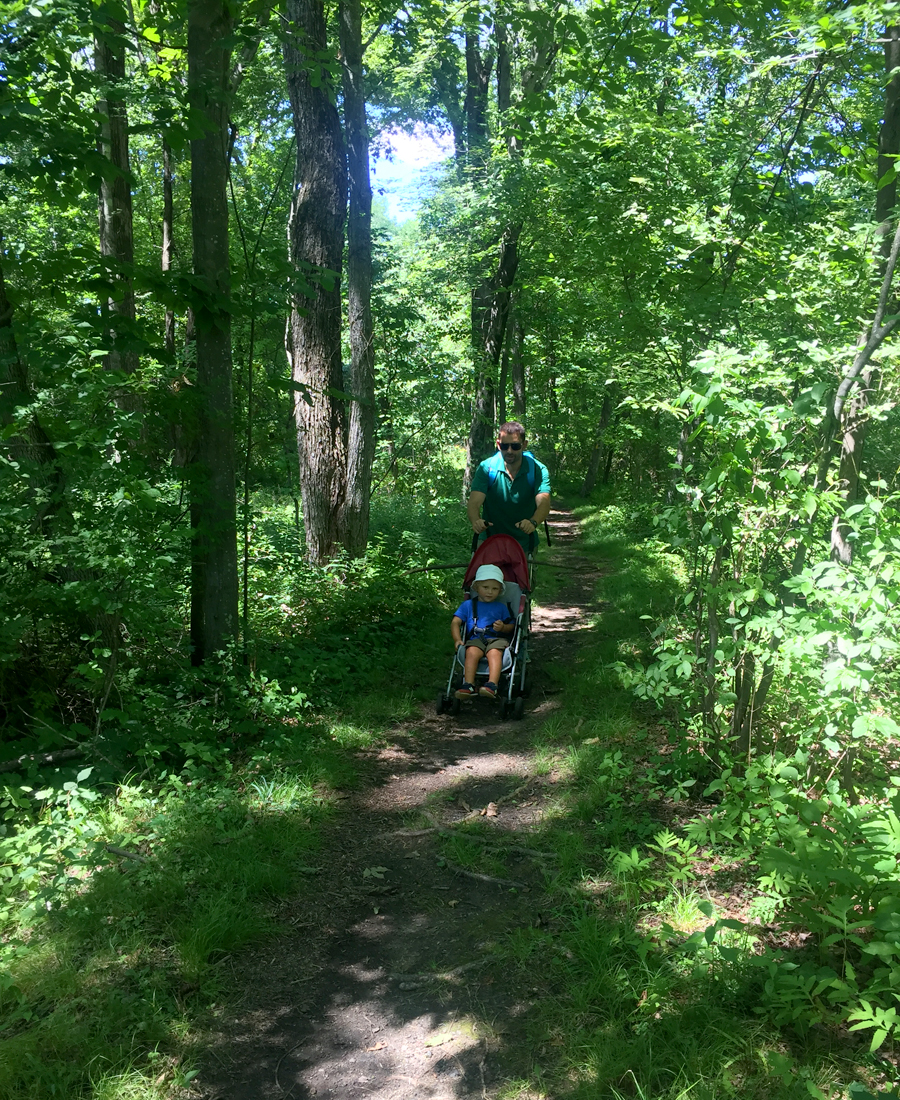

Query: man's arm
left=515, top=492, right=551, bottom=537
left=467, top=490, right=490, bottom=534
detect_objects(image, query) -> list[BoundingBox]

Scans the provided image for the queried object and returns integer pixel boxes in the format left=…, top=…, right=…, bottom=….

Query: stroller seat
left=438, top=535, right=532, bottom=720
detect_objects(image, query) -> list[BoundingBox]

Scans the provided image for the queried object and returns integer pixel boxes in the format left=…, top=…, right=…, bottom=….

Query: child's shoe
left=455, top=682, right=478, bottom=698
left=479, top=681, right=498, bottom=699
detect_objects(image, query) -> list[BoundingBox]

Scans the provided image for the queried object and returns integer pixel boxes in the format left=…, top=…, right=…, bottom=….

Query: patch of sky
left=370, top=123, right=454, bottom=224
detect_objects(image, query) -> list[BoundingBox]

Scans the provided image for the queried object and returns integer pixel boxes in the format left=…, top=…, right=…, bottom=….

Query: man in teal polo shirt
left=467, top=421, right=552, bottom=550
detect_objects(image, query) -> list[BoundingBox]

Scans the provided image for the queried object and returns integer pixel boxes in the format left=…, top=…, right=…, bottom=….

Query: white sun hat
left=473, top=564, right=505, bottom=585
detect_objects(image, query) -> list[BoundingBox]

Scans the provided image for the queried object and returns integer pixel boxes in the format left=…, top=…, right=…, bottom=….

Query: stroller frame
left=436, top=534, right=533, bottom=721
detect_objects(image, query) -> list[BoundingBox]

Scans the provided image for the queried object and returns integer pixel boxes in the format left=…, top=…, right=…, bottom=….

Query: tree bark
left=580, top=389, right=612, bottom=497
left=434, top=50, right=465, bottom=163
left=94, top=10, right=138, bottom=383
left=284, top=0, right=348, bottom=565
left=461, top=15, right=558, bottom=492
left=509, top=305, right=525, bottom=419
left=464, top=32, right=492, bottom=167
left=464, top=223, right=520, bottom=489
left=162, top=137, right=176, bottom=356
left=877, top=26, right=900, bottom=254
left=340, top=0, right=376, bottom=558
left=188, top=0, right=239, bottom=663
left=830, top=25, right=900, bottom=563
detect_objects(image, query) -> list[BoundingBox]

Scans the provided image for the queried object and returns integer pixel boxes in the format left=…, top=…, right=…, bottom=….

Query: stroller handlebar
left=472, top=525, right=549, bottom=554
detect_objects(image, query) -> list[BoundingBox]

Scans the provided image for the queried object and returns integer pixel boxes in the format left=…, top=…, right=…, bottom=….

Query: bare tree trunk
left=94, top=12, right=138, bottom=385
left=284, top=0, right=348, bottom=565
left=498, top=335, right=509, bottom=426
left=162, top=137, right=176, bottom=356
left=464, top=224, right=520, bottom=490
left=462, top=17, right=557, bottom=492
left=830, top=26, right=900, bottom=563
left=509, top=305, right=525, bottom=419
left=434, top=50, right=465, bottom=163
left=340, top=0, right=375, bottom=558
left=602, top=446, right=614, bottom=484
left=580, top=389, right=612, bottom=497
left=464, top=31, right=492, bottom=168
left=188, top=0, right=239, bottom=663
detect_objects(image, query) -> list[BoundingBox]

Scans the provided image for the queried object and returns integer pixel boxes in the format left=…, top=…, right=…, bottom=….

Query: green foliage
left=0, top=724, right=334, bottom=1099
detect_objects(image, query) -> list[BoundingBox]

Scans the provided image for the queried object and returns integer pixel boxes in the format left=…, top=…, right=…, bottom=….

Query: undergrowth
left=0, top=492, right=463, bottom=1100
left=487, top=495, right=898, bottom=1100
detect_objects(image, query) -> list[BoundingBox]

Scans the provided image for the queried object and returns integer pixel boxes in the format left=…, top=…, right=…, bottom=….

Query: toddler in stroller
left=451, top=564, right=514, bottom=700
left=436, top=534, right=531, bottom=720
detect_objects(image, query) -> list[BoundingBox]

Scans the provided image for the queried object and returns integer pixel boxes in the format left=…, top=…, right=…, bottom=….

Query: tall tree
left=461, top=5, right=559, bottom=489
left=188, top=0, right=239, bottom=663
left=830, top=24, right=900, bottom=564
left=94, top=5, right=138, bottom=382
left=340, top=0, right=376, bottom=557
left=283, top=0, right=348, bottom=564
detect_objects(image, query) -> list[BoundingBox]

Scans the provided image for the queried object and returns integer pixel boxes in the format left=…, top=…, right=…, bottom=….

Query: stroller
left=436, top=534, right=532, bottom=720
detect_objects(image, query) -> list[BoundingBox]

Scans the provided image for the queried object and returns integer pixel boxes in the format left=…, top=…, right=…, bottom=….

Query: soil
left=192, top=509, right=600, bottom=1100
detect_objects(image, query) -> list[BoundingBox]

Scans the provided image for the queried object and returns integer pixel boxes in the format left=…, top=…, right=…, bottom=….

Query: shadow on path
left=195, top=508, right=599, bottom=1100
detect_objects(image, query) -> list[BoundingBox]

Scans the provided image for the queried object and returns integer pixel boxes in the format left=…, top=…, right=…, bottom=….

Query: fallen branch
left=452, top=778, right=538, bottom=824
left=391, top=957, right=491, bottom=984
left=106, top=844, right=150, bottom=863
left=404, top=561, right=579, bottom=575
left=0, top=747, right=85, bottom=774
left=420, top=810, right=555, bottom=861
left=403, top=562, right=468, bottom=574
left=440, top=858, right=528, bottom=890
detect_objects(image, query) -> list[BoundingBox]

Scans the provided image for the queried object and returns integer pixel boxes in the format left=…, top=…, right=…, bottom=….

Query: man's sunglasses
left=499, top=442, right=522, bottom=451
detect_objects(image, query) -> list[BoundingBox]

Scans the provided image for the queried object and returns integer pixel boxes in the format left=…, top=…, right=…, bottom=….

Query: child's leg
left=464, top=646, right=482, bottom=684
left=486, top=646, right=503, bottom=684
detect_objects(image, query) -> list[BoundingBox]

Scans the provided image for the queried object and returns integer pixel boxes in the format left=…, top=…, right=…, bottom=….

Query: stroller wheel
left=435, top=693, right=447, bottom=715
left=450, top=696, right=461, bottom=716
left=499, top=699, right=511, bottom=720
left=513, top=695, right=525, bottom=720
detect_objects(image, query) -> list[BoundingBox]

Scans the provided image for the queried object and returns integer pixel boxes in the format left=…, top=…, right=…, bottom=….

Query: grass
left=0, top=726, right=337, bottom=1100
left=0, top=494, right=461, bottom=1100
left=474, top=495, right=897, bottom=1100
left=4, top=492, right=898, bottom=1099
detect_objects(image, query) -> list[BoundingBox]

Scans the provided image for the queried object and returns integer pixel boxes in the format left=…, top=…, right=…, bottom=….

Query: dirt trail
left=195, top=509, right=599, bottom=1100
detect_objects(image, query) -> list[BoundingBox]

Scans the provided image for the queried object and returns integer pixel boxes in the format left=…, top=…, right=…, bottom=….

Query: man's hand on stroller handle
left=470, top=517, right=491, bottom=534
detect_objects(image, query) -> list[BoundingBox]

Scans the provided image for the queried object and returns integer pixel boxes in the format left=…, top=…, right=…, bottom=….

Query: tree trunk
left=464, top=223, right=520, bottom=490
left=162, top=137, right=176, bottom=356
left=461, top=16, right=557, bottom=493
left=829, top=25, right=900, bottom=563
left=434, top=50, right=465, bottom=163
left=498, top=334, right=509, bottom=426
left=340, top=0, right=375, bottom=558
left=877, top=26, right=900, bottom=254
left=188, top=0, right=239, bottom=664
left=284, top=0, right=348, bottom=565
left=464, top=32, right=491, bottom=168
left=94, top=11, right=138, bottom=383
left=580, top=389, right=612, bottom=498
left=830, top=367, right=875, bottom=564
left=509, top=304, right=525, bottom=419
left=602, top=445, right=614, bottom=485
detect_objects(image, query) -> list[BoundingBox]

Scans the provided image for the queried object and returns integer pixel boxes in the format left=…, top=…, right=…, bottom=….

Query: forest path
left=195, top=507, right=602, bottom=1100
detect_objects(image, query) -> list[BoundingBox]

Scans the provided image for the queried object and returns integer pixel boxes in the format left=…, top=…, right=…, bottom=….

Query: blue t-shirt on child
left=453, top=598, right=513, bottom=642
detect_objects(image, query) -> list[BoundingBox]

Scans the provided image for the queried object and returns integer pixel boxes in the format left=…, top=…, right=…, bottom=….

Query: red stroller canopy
left=463, top=534, right=531, bottom=593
